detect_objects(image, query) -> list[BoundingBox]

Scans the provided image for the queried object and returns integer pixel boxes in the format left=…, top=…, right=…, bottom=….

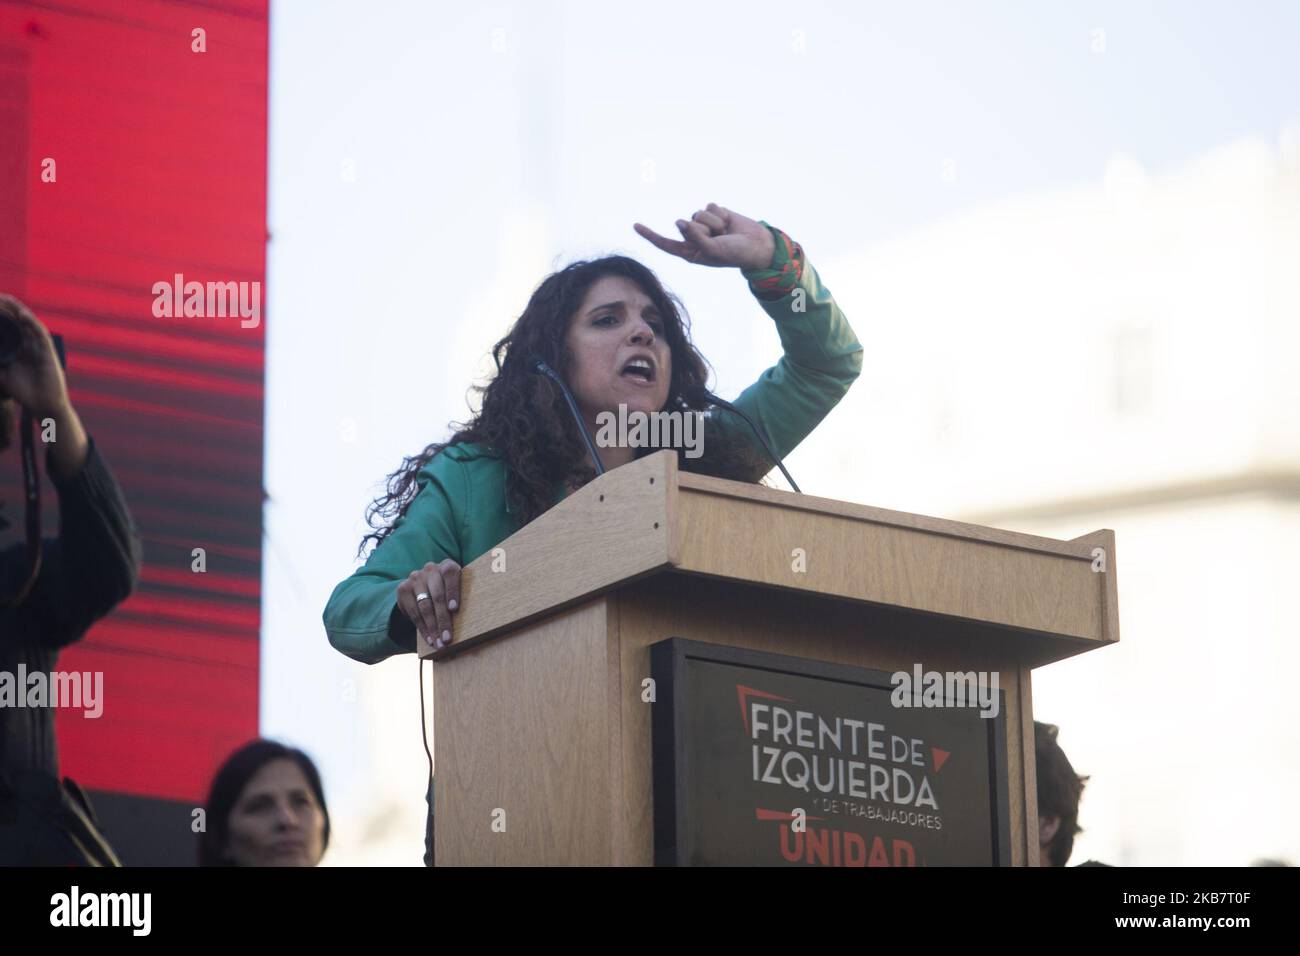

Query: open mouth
left=621, top=359, right=655, bottom=383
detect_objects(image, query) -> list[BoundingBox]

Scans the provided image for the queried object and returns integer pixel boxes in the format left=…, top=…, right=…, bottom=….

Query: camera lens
left=0, top=311, right=22, bottom=365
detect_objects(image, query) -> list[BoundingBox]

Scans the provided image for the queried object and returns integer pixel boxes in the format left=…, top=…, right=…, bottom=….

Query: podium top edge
left=666, top=462, right=1109, bottom=561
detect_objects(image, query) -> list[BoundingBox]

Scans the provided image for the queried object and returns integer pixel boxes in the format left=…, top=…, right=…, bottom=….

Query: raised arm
left=634, top=206, right=863, bottom=467
left=5, top=436, right=141, bottom=651
left=0, top=295, right=142, bottom=649
left=724, top=223, right=863, bottom=462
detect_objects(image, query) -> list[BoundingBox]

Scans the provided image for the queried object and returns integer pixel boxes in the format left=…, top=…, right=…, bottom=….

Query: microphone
left=682, top=383, right=801, bottom=493
left=528, top=357, right=606, bottom=476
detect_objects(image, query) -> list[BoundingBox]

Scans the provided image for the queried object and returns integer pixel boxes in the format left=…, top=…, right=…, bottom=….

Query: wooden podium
left=419, top=449, right=1118, bottom=866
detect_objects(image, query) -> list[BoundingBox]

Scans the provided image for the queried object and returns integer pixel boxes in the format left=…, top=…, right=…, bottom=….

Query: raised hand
left=0, top=294, right=70, bottom=418
left=634, top=203, right=775, bottom=272
left=0, top=294, right=88, bottom=479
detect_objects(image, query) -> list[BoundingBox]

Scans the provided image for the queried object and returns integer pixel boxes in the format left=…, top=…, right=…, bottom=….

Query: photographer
left=0, top=294, right=142, bottom=866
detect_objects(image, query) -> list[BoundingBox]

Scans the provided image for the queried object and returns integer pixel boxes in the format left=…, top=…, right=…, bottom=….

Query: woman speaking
left=323, top=203, right=862, bottom=661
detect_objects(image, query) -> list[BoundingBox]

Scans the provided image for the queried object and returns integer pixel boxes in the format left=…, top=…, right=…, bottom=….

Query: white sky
left=263, top=0, right=1300, bottom=864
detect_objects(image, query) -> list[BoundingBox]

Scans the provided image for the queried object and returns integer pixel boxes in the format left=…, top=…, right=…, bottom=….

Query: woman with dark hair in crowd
left=198, top=739, right=329, bottom=867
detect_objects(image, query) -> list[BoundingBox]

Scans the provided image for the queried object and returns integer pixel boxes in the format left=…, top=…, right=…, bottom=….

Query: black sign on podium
left=651, top=639, right=1012, bottom=866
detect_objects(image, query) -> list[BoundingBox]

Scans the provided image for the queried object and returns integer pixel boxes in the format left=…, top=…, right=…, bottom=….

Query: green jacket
left=323, top=247, right=863, bottom=665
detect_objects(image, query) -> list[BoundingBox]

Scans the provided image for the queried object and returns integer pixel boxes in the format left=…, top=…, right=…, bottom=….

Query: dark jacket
left=0, top=437, right=142, bottom=865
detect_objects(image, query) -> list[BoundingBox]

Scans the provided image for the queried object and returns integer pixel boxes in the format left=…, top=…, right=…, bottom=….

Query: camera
left=0, top=306, right=23, bottom=365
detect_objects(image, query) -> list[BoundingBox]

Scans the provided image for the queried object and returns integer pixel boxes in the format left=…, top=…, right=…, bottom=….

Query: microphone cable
left=683, top=383, right=801, bottom=493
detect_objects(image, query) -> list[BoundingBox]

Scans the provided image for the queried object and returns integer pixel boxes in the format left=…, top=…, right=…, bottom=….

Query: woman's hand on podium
left=633, top=203, right=775, bottom=272
left=397, top=559, right=462, bottom=651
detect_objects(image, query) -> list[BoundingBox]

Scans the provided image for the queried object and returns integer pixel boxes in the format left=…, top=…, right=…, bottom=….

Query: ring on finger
left=416, top=592, right=430, bottom=602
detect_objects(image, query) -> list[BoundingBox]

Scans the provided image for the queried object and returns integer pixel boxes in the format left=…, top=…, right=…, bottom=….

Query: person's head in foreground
left=199, top=739, right=330, bottom=867
left=361, top=246, right=770, bottom=555
left=1035, top=720, right=1088, bottom=866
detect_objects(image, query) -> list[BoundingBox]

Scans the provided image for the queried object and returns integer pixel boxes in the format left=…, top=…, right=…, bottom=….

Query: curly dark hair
left=359, top=255, right=772, bottom=556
